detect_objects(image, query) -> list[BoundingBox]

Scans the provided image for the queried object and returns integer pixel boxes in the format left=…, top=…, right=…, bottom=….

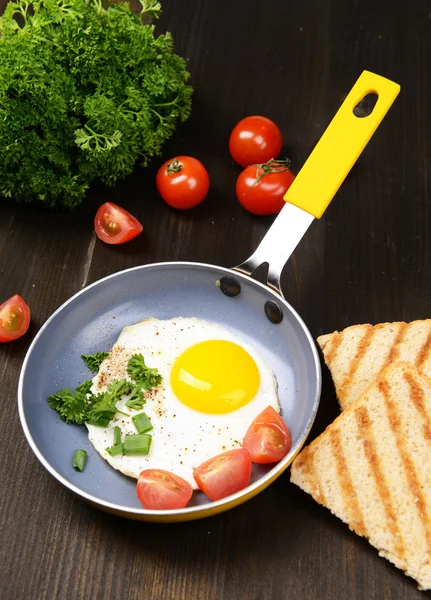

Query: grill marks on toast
left=416, top=329, right=431, bottom=371
left=317, top=320, right=431, bottom=410
left=381, top=322, right=408, bottom=368
left=354, top=403, right=404, bottom=559
left=337, top=325, right=374, bottom=402
left=329, top=428, right=367, bottom=536
left=325, top=331, right=342, bottom=363
left=404, top=371, right=431, bottom=443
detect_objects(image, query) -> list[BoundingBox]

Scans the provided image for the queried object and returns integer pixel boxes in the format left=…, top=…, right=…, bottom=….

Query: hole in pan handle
left=233, top=70, right=400, bottom=296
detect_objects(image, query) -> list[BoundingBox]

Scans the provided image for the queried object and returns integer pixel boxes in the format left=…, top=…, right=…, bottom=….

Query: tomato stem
left=167, top=158, right=183, bottom=175
left=252, top=158, right=291, bottom=186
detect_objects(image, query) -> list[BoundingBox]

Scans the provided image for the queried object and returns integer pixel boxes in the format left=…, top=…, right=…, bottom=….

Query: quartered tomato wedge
left=193, top=448, right=252, bottom=501
left=136, top=469, right=193, bottom=510
left=0, top=294, right=31, bottom=342
left=243, top=406, right=291, bottom=464
left=94, top=202, right=143, bottom=244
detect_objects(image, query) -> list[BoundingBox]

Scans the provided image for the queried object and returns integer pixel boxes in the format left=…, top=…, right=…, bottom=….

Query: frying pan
left=18, top=71, right=400, bottom=522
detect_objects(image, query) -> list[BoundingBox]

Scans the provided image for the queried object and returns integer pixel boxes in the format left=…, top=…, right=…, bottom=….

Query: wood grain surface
left=0, top=0, right=430, bottom=598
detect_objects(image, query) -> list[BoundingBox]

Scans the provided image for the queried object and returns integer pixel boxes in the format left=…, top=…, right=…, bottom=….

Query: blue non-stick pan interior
left=19, top=262, right=321, bottom=516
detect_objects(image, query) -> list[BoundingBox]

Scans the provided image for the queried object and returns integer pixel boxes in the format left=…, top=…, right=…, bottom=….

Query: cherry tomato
left=156, top=156, right=210, bottom=209
left=243, top=406, right=291, bottom=464
left=94, top=202, right=143, bottom=244
left=229, top=115, right=283, bottom=167
left=136, top=469, right=193, bottom=510
left=236, top=159, right=295, bottom=215
left=0, top=294, right=31, bottom=343
left=193, top=448, right=252, bottom=501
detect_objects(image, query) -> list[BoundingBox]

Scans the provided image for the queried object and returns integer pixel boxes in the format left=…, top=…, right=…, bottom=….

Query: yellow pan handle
left=284, top=71, right=400, bottom=218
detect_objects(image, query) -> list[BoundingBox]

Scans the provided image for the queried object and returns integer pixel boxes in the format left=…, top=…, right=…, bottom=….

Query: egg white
left=86, top=317, right=280, bottom=489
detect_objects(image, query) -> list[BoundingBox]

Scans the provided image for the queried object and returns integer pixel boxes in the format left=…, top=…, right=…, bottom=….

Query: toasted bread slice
left=317, top=319, right=431, bottom=410
left=290, top=362, right=431, bottom=590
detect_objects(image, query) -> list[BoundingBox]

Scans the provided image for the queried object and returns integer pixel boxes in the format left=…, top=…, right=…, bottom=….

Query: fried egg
left=86, top=317, right=280, bottom=489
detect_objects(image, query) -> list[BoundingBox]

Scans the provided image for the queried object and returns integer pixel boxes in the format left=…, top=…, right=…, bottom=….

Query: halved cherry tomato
left=0, top=294, right=31, bottom=343
left=193, top=448, right=252, bottom=501
left=229, top=115, right=283, bottom=167
left=156, top=156, right=210, bottom=209
left=136, top=469, right=193, bottom=510
left=243, top=406, right=291, bottom=464
left=94, top=202, right=143, bottom=244
left=236, top=159, right=295, bottom=215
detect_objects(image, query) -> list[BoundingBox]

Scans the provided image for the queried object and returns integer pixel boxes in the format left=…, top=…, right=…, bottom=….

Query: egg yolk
left=171, top=340, right=260, bottom=414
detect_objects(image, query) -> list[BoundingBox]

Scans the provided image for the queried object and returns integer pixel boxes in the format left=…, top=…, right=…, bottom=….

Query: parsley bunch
left=48, top=352, right=162, bottom=425
left=0, top=0, right=192, bottom=208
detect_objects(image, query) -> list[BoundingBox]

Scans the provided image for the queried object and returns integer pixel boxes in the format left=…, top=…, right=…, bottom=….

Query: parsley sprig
left=128, top=353, right=163, bottom=388
left=48, top=354, right=162, bottom=426
left=81, top=352, right=110, bottom=373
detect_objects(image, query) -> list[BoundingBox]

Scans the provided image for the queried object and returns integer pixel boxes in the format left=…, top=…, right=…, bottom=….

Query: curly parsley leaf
left=139, top=0, right=162, bottom=19
left=81, top=352, right=110, bottom=373
left=107, top=379, right=133, bottom=398
left=127, top=353, right=162, bottom=388
left=48, top=377, right=132, bottom=426
left=48, top=383, right=93, bottom=425
left=86, top=378, right=132, bottom=425
left=125, top=385, right=146, bottom=410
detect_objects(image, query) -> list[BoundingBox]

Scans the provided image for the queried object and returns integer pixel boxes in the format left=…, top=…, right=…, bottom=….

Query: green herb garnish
left=72, top=449, right=87, bottom=472
left=0, top=0, right=192, bottom=209
left=86, top=379, right=131, bottom=426
left=48, top=351, right=162, bottom=434
left=128, top=354, right=162, bottom=388
left=123, top=433, right=152, bottom=456
left=125, top=386, right=146, bottom=410
left=48, top=378, right=131, bottom=426
left=81, top=352, right=110, bottom=373
left=48, top=385, right=93, bottom=425
left=106, top=426, right=124, bottom=456
left=132, top=412, right=153, bottom=434
left=106, top=444, right=124, bottom=457
left=113, top=426, right=122, bottom=446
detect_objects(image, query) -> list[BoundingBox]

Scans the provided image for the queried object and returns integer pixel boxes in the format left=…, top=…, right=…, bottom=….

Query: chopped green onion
left=113, top=426, right=122, bottom=446
left=132, top=412, right=153, bottom=434
left=87, top=417, right=111, bottom=427
left=73, top=449, right=87, bottom=472
left=123, top=433, right=152, bottom=456
left=106, top=443, right=124, bottom=457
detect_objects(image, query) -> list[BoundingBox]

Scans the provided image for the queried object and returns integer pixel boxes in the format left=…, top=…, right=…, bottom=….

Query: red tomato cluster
left=230, top=116, right=295, bottom=215
left=136, top=405, right=292, bottom=510
left=93, top=114, right=294, bottom=246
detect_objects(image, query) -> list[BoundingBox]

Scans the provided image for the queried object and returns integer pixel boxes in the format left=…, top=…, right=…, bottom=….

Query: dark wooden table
left=1, top=0, right=430, bottom=598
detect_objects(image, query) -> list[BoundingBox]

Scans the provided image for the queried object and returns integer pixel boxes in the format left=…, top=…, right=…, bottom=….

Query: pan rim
left=18, top=260, right=321, bottom=519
